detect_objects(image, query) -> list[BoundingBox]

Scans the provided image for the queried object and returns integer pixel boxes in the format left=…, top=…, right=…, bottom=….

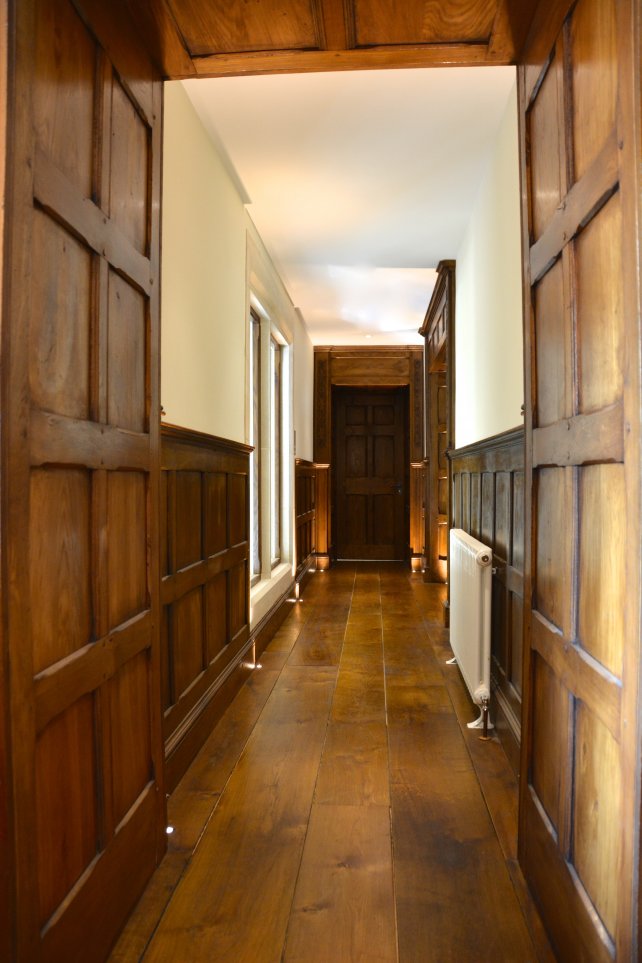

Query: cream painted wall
left=455, top=81, right=524, bottom=448
left=162, top=81, right=314, bottom=458
left=162, top=82, right=248, bottom=441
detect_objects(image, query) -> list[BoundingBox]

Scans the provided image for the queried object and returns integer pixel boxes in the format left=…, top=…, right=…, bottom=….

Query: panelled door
left=519, top=0, right=641, bottom=958
left=2, top=1, right=165, bottom=960
left=334, top=387, right=408, bottom=560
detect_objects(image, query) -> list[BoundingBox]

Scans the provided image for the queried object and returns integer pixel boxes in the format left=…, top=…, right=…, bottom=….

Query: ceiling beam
left=186, top=43, right=498, bottom=80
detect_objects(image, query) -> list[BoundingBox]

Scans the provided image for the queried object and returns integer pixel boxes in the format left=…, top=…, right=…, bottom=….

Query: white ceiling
left=182, top=66, right=516, bottom=345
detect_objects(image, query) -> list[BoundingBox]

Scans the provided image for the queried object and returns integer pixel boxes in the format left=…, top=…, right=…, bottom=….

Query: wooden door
left=1, top=2, right=165, bottom=960
left=419, top=260, right=455, bottom=586
left=334, top=388, right=408, bottom=560
left=519, top=0, right=642, bottom=958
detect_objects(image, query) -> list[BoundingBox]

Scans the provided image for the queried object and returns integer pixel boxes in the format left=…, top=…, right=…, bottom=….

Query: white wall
left=162, top=81, right=314, bottom=459
left=455, top=82, right=524, bottom=448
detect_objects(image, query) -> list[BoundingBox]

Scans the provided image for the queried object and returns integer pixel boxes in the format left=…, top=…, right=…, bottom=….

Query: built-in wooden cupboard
left=419, top=261, right=455, bottom=586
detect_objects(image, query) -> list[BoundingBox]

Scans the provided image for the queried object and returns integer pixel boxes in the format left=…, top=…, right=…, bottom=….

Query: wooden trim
left=529, top=132, right=619, bottom=283
left=34, top=148, right=152, bottom=296
left=450, top=425, right=524, bottom=464
left=161, top=422, right=253, bottom=457
left=531, top=613, right=621, bottom=742
left=187, top=43, right=495, bottom=80
left=30, top=410, right=151, bottom=471
left=532, top=402, right=624, bottom=467
left=34, top=611, right=152, bottom=734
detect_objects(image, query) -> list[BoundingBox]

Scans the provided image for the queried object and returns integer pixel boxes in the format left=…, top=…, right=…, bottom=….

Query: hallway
left=110, top=564, right=551, bottom=963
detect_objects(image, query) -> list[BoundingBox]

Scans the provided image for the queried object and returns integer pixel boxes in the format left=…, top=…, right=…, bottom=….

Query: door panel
left=519, top=0, right=642, bottom=958
left=3, top=1, right=164, bottom=960
left=334, top=388, right=407, bottom=560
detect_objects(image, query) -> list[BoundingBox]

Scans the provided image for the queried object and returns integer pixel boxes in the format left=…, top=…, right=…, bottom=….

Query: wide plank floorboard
left=111, top=563, right=552, bottom=963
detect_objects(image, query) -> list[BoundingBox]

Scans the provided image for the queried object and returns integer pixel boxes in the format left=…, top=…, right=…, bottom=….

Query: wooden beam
left=529, top=131, right=619, bottom=284
left=123, top=0, right=196, bottom=78
left=188, top=43, right=494, bottom=80
left=532, top=402, right=624, bottom=468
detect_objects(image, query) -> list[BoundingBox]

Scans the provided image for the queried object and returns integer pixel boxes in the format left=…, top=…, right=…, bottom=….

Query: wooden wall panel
left=451, top=427, right=524, bottom=774
left=1, top=2, right=165, bottom=960
left=160, top=425, right=251, bottom=789
left=295, top=459, right=317, bottom=583
left=518, top=0, right=642, bottom=956
left=125, top=0, right=542, bottom=78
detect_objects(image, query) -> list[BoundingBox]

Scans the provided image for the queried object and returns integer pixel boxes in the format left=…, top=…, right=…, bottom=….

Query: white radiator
left=449, top=528, right=493, bottom=732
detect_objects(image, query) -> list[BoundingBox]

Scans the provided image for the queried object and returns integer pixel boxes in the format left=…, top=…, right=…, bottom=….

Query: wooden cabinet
left=419, top=261, right=455, bottom=587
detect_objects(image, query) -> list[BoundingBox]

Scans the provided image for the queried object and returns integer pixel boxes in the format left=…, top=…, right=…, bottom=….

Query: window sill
left=250, top=561, right=293, bottom=629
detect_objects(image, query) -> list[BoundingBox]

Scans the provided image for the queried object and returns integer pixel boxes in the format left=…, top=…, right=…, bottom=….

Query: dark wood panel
left=450, top=427, right=524, bottom=771
left=518, top=0, right=642, bottom=956
left=2, top=3, right=165, bottom=960
left=124, top=0, right=544, bottom=79
left=295, top=459, right=317, bottom=582
left=160, top=426, right=250, bottom=787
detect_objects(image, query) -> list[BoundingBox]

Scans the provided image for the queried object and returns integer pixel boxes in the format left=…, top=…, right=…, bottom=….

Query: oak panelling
left=450, top=428, right=524, bottom=770
left=109, top=77, right=150, bottom=255
left=576, top=189, right=624, bottom=414
left=166, top=0, right=321, bottom=57
left=534, top=257, right=570, bottom=428
left=569, top=0, right=617, bottom=185
left=160, top=425, right=251, bottom=788
left=107, top=271, right=147, bottom=433
left=30, top=210, right=92, bottom=420
left=528, top=43, right=565, bottom=241
left=30, top=469, right=92, bottom=674
left=295, top=459, right=317, bottom=581
left=2, top=2, right=165, bottom=958
left=354, top=0, right=495, bottom=46
left=578, top=464, right=625, bottom=677
left=122, top=0, right=545, bottom=79
left=518, top=0, right=642, bottom=955
left=34, top=0, right=96, bottom=197
left=35, top=696, right=98, bottom=926
left=574, top=705, right=621, bottom=939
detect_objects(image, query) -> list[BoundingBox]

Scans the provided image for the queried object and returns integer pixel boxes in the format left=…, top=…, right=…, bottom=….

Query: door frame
left=331, top=384, right=410, bottom=562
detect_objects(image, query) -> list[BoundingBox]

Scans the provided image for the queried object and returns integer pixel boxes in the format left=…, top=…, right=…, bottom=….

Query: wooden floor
left=110, top=563, right=554, bottom=963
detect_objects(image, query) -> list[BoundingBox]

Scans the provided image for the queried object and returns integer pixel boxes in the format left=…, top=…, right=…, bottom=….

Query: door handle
left=393, top=484, right=402, bottom=495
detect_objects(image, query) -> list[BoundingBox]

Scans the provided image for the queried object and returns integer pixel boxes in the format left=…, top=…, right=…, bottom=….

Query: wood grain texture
left=284, top=804, right=396, bottom=963
left=160, top=426, right=251, bottom=786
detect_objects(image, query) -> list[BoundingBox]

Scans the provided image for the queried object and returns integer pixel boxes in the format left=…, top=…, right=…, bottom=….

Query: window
left=249, top=309, right=261, bottom=584
left=249, top=303, right=290, bottom=591
left=270, top=335, right=282, bottom=566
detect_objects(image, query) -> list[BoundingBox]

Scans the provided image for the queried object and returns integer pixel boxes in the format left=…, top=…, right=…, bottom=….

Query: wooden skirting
left=450, top=426, right=525, bottom=774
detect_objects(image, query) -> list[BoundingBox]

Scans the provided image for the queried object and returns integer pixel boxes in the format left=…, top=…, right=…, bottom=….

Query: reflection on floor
left=110, top=562, right=555, bottom=963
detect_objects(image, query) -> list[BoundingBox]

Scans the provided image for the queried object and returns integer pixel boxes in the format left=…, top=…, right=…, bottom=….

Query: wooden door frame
left=313, top=346, right=424, bottom=569
left=331, top=384, right=410, bottom=562
left=419, top=260, right=456, bottom=596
